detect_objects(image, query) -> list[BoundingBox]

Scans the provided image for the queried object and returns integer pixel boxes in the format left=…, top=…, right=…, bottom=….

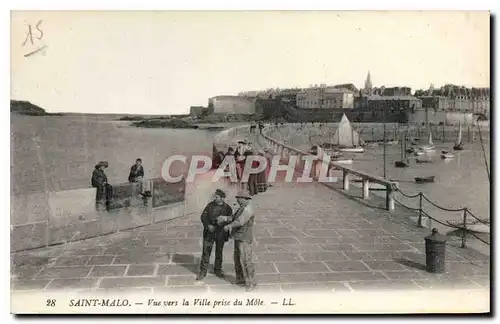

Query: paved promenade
left=11, top=134, right=490, bottom=293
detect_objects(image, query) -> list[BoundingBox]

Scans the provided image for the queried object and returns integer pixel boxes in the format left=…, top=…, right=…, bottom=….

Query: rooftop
left=366, top=95, right=420, bottom=101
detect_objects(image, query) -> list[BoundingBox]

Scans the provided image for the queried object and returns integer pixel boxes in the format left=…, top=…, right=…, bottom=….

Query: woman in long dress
left=256, top=150, right=268, bottom=193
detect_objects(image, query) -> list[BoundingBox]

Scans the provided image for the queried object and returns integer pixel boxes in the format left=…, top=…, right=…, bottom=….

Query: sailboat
left=441, top=150, right=455, bottom=159
left=331, top=114, right=365, bottom=153
left=395, top=130, right=410, bottom=168
left=419, top=130, right=436, bottom=152
left=453, top=122, right=464, bottom=151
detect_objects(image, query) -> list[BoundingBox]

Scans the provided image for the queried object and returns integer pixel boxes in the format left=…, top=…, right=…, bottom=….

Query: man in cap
left=91, top=161, right=111, bottom=211
left=217, top=190, right=257, bottom=291
left=196, top=189, right=233, bottom=280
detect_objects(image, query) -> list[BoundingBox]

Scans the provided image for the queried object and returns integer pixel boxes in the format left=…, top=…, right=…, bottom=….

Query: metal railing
left=261, top=123, right=489, bottom=248
left=394, top=188, right=490, bottom=248
left=260, top=124, right=398, bottom=211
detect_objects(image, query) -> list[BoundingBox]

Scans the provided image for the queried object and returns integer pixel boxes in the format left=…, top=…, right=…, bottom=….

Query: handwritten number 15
left=22, top=20, right=44, bottom=47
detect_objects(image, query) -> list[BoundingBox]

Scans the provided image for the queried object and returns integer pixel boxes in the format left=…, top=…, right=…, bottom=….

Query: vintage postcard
left=10, top=10, right=490, bottom=314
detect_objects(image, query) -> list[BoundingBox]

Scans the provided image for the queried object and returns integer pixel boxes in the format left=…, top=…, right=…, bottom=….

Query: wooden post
left=385, top=186, right=395, bottom=211
left=372, top=127, right=374, bottom=142
left=149, top=180, right=155, bottom=224
left=417, top=193, right=423, bottom=227
left=468, top=126, right=471, bottom=142
left=442, top=123, right=445, bottom=142
left=461, top=208, right=468, bottom=248
left=362, top=178, right=370, bottom=199
left=343, top=171, right=350, bottom=191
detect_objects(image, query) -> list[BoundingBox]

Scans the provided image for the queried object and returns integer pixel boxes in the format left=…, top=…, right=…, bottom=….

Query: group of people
left=197, top=188, right=257, bottom=292
left=91, top=158, right=146, bottom=210
left=249, top=122, right=265, bottom=134
left=215, top=139, right=272, bottom=196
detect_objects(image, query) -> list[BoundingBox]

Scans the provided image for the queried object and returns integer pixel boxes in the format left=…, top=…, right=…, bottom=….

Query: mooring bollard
left=424, top=228, right=447, bottom=274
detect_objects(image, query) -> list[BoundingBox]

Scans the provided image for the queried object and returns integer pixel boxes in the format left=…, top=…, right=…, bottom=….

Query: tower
left=364, top=70, right=373, bottom=95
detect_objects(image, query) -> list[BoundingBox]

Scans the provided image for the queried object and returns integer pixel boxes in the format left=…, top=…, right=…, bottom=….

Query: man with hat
left=196, top=189, right=233, bottom=281
left=91, top=161, right=111, bottom=211
left=217, top=190, right=257, bottom=291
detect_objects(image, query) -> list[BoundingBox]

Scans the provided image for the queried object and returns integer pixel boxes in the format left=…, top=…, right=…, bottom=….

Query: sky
left=11, top=11, right=490, bottom=114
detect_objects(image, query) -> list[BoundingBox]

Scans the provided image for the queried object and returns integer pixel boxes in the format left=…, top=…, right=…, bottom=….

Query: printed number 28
left=46, top=299, right=56, bottom=307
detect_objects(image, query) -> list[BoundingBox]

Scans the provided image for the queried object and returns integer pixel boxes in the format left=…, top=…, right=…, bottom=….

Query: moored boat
left=339, top=147, right=364, bottom=153
left=416, top=157, right=432, bottom=163
left=395, top=160, right=410, bottom=168
left=414, top=176, right=435, bottom=183
left=395, top=130, right=410, bottom=168
left=453, top=122, right=465, bottom=151
left=414, top=149, right=425, bottom=156
left=441, top=150, right=455, bottom=159
left=333, top=159, right=353, bottom=165
left=330, top=114, right=365, bottom=154
left=406, top=147, right=416, bottom=154
left=419, top=131, right=435, bottom=152
left=446, top=219, right=490, bottom=234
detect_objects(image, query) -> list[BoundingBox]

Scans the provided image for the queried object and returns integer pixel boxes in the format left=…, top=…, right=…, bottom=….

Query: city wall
left=11, top=178, right=186, bottom=253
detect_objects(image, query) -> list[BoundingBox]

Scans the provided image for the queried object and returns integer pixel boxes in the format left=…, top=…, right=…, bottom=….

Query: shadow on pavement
left=394, top=257, right=426, bottom=271
left=172, top=253, right=237, bottom=285
left=171, top=253, right=199, bottom=274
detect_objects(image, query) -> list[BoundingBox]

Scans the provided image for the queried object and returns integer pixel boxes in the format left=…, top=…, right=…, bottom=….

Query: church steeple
left=364, top=70, right=372, bottom=90
left=364, top=70, right=373, bottom=95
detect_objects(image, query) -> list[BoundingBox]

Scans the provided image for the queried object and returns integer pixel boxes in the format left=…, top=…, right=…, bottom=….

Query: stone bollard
left=424, top=228, right=447, bottom=274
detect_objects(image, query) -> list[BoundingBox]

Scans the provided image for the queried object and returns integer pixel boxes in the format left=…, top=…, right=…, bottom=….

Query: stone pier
left=11, top=132, right=490, bottom=294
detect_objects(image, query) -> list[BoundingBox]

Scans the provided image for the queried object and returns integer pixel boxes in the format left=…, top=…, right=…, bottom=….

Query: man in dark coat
left=196, top=189, right=233, bottom=280
left=91, top=161, right=111, bottom=211
left=218, top=190, right=257, bottom=291
left=128, top=158, right=144, bottom=183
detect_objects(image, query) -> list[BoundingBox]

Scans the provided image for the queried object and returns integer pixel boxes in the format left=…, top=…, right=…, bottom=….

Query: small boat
left=414, top=150, right=425, bottom=156
left=441, top=150, right=455, bottom=159
left=453, top=122, right=465, bottom=151
left=446, top=218, right=490, bottom=227
left=414, top=176, right=435, bottom=183
left=395, top=160, right=410, bottom=168
left=446, top=219, right=490, bottom=234
left=324, top=149, right=343, bottom=158
left=395, top=132, right=410, bottom=168
left=339, top=147, right=364, bottom=153
left=416, top=157, right=432, bottom=164
left=334, top=159, right=353, bottom=165
left=405, top=147, right=416, bottom=154
left=386, top=140, right=399, bottom=145
left=419, top=131, right=435, bottom=152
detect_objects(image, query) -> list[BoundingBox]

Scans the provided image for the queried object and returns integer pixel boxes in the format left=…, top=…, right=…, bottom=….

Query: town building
left=413, top=84, right=490, bottom=123
left=296, top=86, right=354, bottom=109
left=208, top=96, right=256, bottom=115
left=189, top=106, right=206, bottom=117
left=274, top=87, right=304, bottom=107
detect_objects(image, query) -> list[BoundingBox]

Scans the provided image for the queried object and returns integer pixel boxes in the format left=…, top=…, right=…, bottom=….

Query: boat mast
left=400, top=129, right=404, bottom=160
left=476, top=120, right=490, bottom=182
left=456, top=121, right=462, bottom=146
left=383, top=105, right=387, bottom=179
left=351, top=125, right=354, bottom=147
